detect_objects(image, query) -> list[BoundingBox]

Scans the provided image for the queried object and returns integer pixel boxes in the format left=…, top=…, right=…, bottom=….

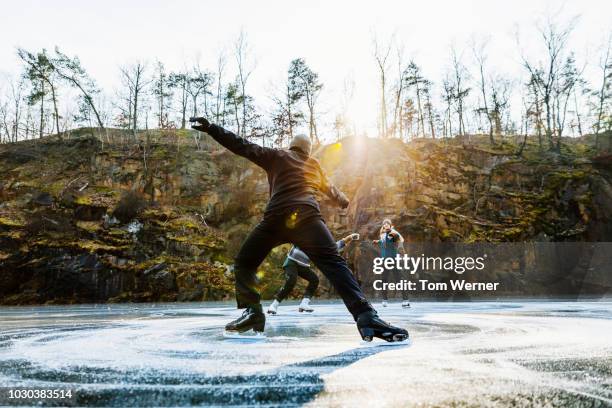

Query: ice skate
left=402, top=301, right=411, bottom=308
left=382, top=300, right=388, bottom=307
left=224, top=306, right=265, bottom=336
left=298, top=297, right=314, bottom=313
left=356, top=310, right=409, bottom=342
left=267, top=299, right=279, bottom=315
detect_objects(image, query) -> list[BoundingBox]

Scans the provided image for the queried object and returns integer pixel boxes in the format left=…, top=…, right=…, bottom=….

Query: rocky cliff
left=1, top=129, right=610, bottom=304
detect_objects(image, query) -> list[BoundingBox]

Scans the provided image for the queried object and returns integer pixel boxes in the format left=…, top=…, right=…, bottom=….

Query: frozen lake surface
left=0, top=301, right=611, bottom=407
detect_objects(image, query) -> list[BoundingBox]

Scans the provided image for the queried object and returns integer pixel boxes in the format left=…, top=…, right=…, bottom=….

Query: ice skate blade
left=360, top=338, right=411, bottom=347
left=298, top=308, right=314, bottom=313
left=223, top=330, right=266, bottom=341
left=359, top=327, right=410, bottom=343
left=390, top=333, right=410, bottom=342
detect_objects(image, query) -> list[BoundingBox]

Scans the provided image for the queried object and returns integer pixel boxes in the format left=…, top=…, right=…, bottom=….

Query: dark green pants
left=382, top=268, right=409, bottom=301
left=275, top=261, right=320, bottom=302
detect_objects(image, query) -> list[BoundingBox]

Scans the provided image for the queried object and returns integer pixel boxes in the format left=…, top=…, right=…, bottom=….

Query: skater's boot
left=298, top=297, right=314, bottom=313
left=267, top=299, right=279, bottom=315
left=382, top=300, right=388, bottom=307
left=402, top=300, right=411, bottom=308
left=225, top=305, right=265, bottom=333
left=356, top=310, right=409, bottom=342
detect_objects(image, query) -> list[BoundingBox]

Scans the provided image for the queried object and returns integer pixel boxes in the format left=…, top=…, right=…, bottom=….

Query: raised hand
left=189, top=117, right=210, bottom=132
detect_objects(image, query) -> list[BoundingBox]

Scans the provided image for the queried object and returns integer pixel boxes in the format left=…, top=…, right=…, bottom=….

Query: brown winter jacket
left=206, top=124, right=349, bottom=215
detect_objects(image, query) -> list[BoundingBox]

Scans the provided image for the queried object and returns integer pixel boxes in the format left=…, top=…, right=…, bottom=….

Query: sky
left=1, top=0, right=611, bottom=138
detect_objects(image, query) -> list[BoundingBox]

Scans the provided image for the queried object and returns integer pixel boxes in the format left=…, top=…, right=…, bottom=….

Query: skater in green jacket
left=268, top=233, right=360, bottom=315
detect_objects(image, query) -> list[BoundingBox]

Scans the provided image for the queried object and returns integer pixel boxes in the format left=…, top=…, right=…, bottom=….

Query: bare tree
left=442, top=76, right=455, bottom=137
left=525, top=72, right=545, bottom=150
left=178, top=66, right=212, bottom=129
left=553, top=54, right=584, bottom=144
left=571, top=87, right=584, bottom=137
left=519, top=15, right=578, bottom=151
left=472, top=37, right=495, bottom=144
left=334, top=75, right=355, bottom=140
left=0, top=91, right=9, bottom=143
left=215, top=50, right=226, bottom=125
left=119, top=62, right=149, bottom=137
left=372, top=33, right=393, bottom=138
left=234, top=30, right=255, bottom=136
left=391, top=45, right=408, bottom=139
left=152, top=61, right=172, bottom=129
left=1, top=76, right=26, bottom=142
left=450, top=46, right=470, bottom=137
left=490, top=75, right=511, bottom=137
left=593, top=33, right=611, bottom=148
left=517, top=93, right=531, bottom=156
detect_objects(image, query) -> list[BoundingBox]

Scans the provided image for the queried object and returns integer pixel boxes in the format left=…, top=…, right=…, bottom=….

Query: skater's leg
left=297, top=265, right=318, bottom=312
left=290, top=213, right=372, bottom=320
left=298, top=266, right=319, bottom=299
left=234, top=220, right=280, bottom=309
left=395, top=268, right=409, bottom=301
left=381, top=268, right=390, bottom=301
left=274, top=264, right=298, bottom=302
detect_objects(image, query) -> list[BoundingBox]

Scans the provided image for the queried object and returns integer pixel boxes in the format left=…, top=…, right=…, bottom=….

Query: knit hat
left=289, top=134, right=312, bottom=155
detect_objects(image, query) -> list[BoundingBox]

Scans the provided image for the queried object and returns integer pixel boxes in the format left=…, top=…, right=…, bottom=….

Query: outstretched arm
left=318, top=165, right=349, bottom=209
left=336, top=233, right=358, bottom=251
left=340, top=233, right=359, bottom=244
left=191, top=118, right=276, bottom=170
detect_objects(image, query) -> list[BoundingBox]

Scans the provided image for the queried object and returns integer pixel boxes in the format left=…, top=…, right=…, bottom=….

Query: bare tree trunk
left=235, top=31, right=253, bottom=137
left=286, top=83, right=293, bottom=138
left=304, top=87, right=320, bottom=144
left=215, top=52, right=226, bottom=124
left=39, top=79, right=45, bottom=139
left=392, top=49, right=405, bottom=139
left=373, top=34, right=392, bottom=138
left=415, top=81, right=424, bottom=137
left=380, top=70, right=388, bottom=137
left=451, top=48, right=468, bottom=137
left=127, top=88, right=133, bottom=131
left=10, top=80, right=23, bottom=141
left=476, top=53, right=494, bottom=144
left=595, top=39, right=611, bottom=149
left=426, top=100, right=435, bottom=138
left=180, top=84, right=187, bottom=129
left=232, top=95, right=240, bottom=136
left=573, top=88, right=583, bottom=137
left=49, top=82, right=60, bottom=137
left=133, top=86, right=139, bottom=137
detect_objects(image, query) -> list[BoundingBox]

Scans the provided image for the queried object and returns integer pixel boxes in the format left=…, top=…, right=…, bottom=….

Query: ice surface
left=0, top=301, right=611, bottom=406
